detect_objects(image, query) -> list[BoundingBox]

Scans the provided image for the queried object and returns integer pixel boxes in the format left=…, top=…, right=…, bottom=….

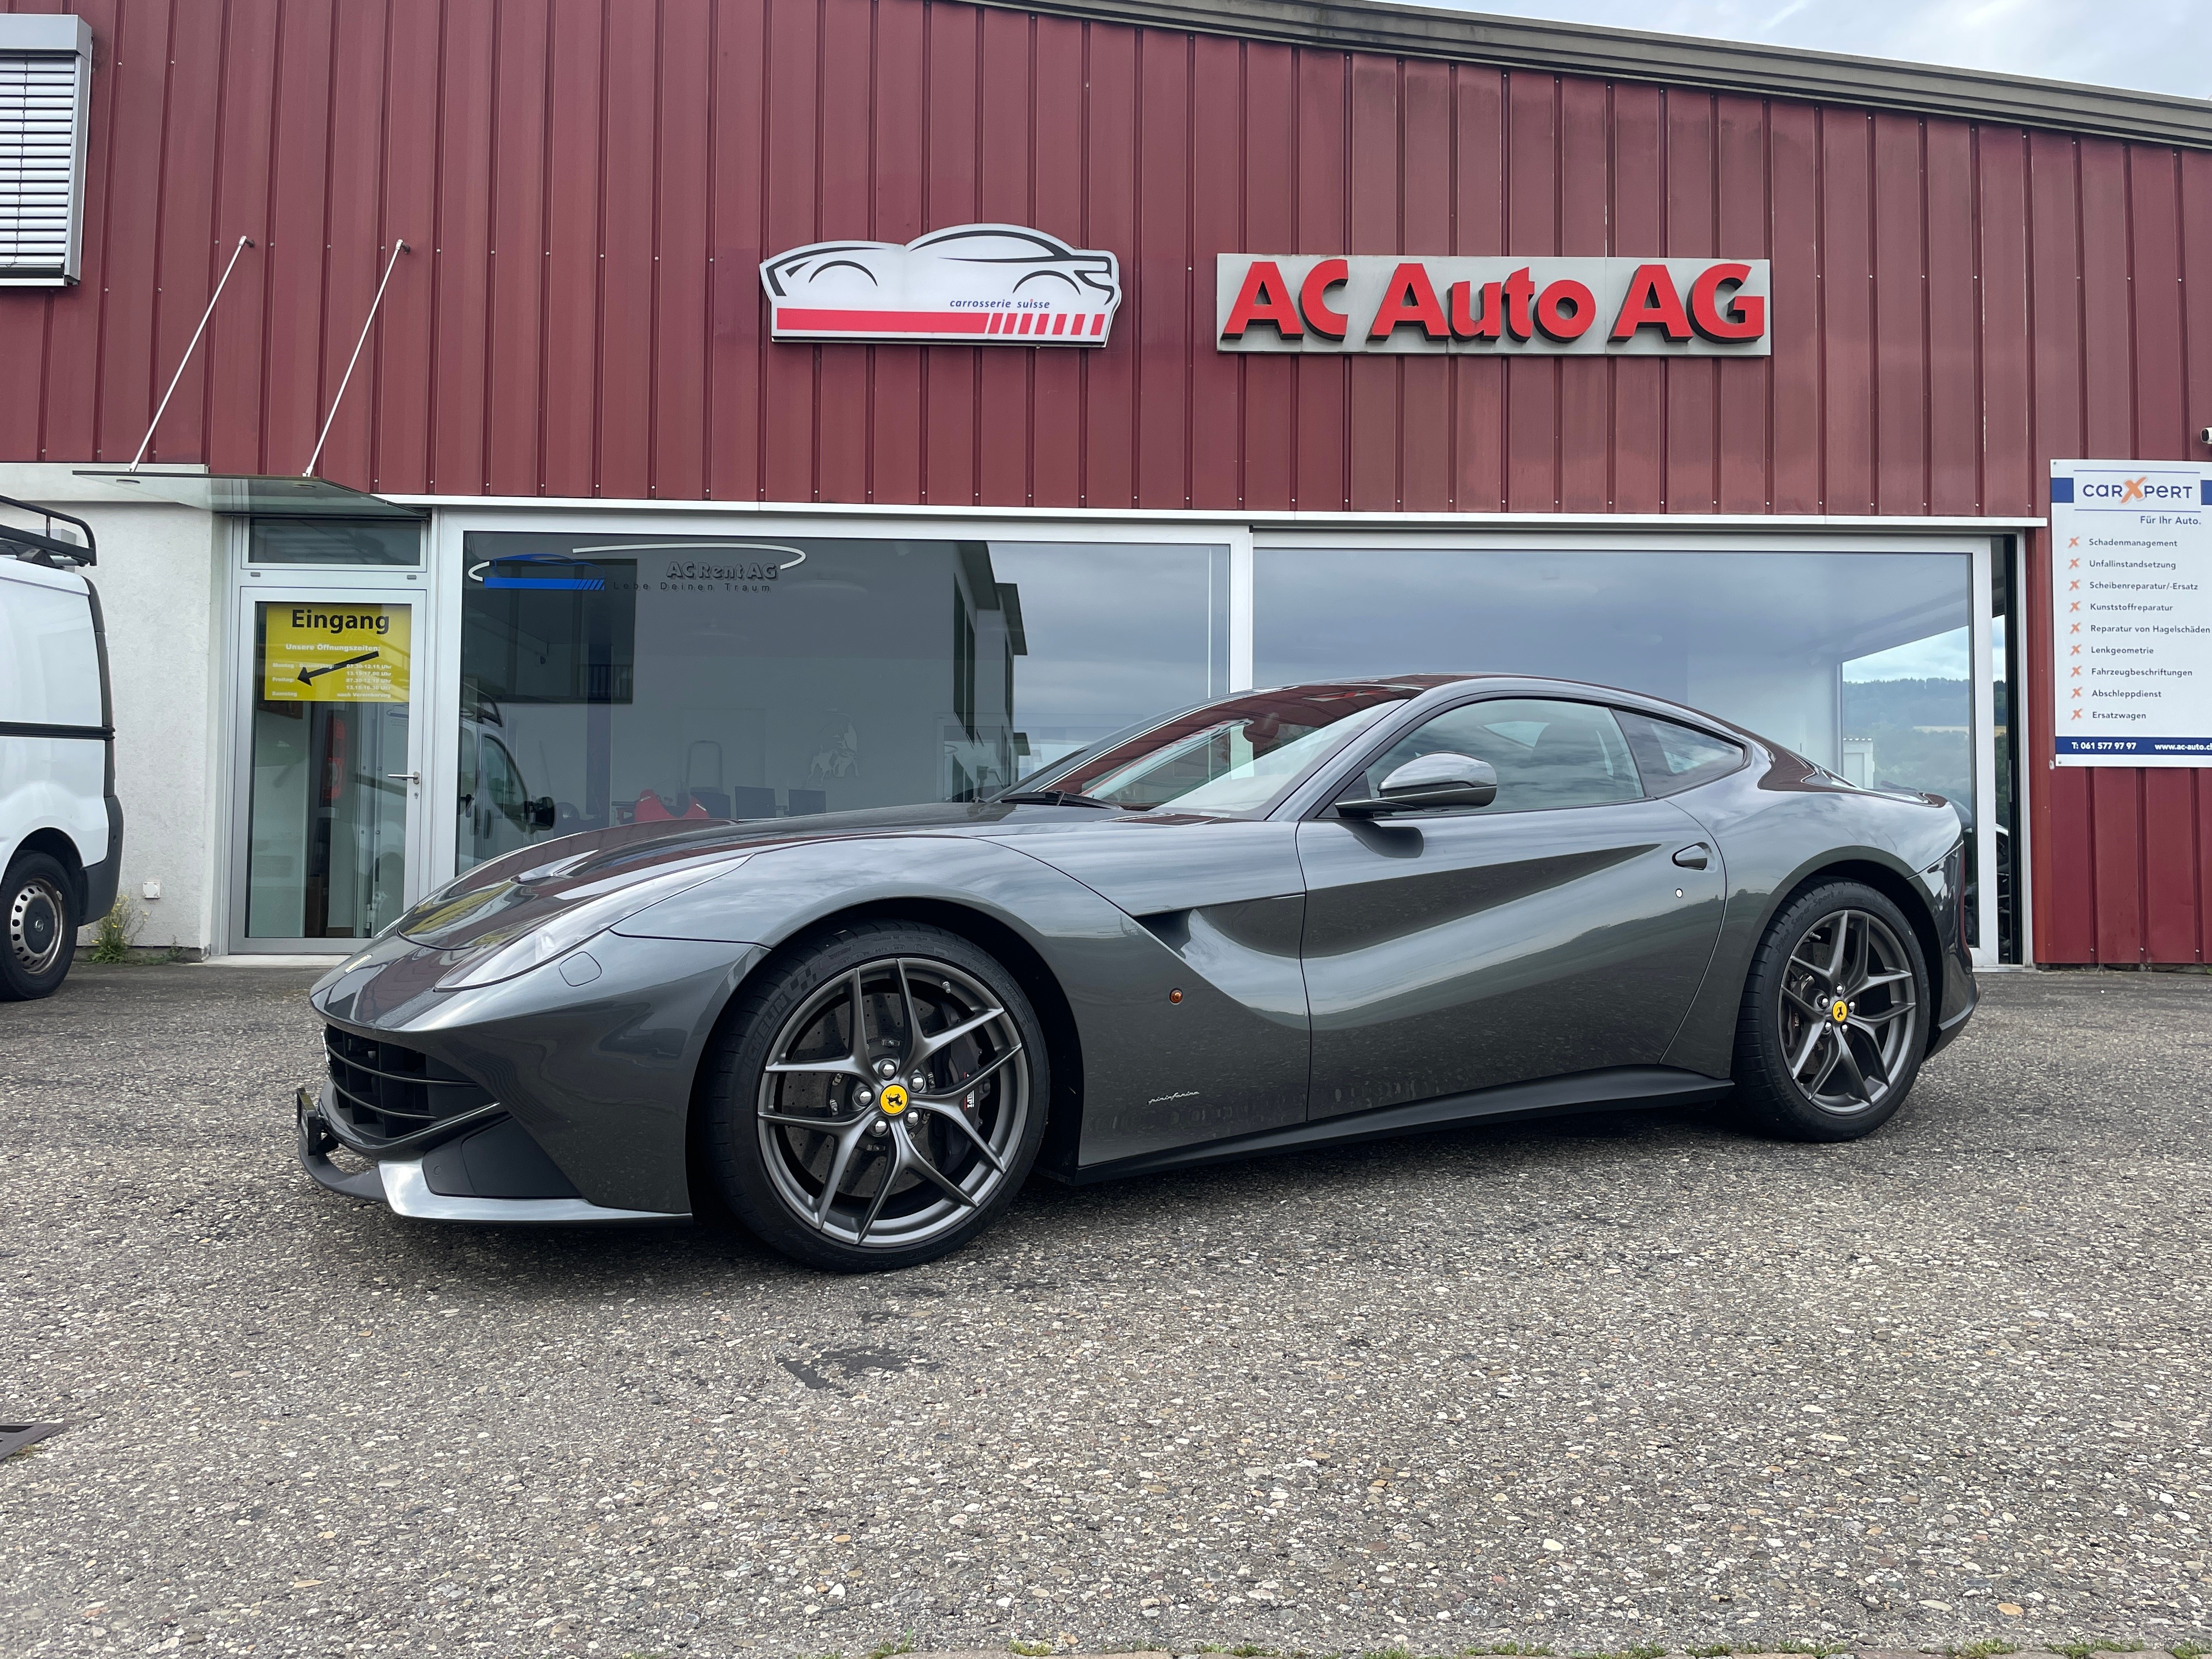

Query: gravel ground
left=2, top=962, right=2209, bottom=1658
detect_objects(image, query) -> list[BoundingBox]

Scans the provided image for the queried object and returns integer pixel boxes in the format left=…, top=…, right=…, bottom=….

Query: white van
left=1, top=498, right=121, bottom=1000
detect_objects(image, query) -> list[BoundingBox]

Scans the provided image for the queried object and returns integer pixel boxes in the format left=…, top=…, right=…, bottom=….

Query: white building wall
left=0, top=465, right=219, bottom=952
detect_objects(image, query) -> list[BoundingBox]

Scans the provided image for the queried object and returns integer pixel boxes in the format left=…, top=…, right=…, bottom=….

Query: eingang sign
left=1217, top=255, right=1770, bottom=356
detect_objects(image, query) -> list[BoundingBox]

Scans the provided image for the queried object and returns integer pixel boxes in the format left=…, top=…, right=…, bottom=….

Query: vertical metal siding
left=4, top=0, right=2210, bottom=962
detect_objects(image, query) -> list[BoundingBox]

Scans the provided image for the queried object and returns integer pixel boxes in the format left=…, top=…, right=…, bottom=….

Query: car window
left=1343, top=698, right=1643, bottom=813
left=1616, top=711, right=1745, bottom=796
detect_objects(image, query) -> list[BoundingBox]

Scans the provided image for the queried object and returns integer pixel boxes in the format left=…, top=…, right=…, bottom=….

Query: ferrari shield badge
left=761, top=224, right=1122, bottom=347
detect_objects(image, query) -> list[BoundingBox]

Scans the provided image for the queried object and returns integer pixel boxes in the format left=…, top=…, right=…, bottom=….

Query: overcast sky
left=1423, top=0, right=2211, bottom=101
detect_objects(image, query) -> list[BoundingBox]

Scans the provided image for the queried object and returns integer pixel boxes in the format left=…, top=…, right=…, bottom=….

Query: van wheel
left=1, top=852, right=78, bottom=1000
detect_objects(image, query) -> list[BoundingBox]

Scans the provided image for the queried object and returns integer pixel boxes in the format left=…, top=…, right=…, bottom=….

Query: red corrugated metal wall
left=3, top=0, right=2210, bottom=963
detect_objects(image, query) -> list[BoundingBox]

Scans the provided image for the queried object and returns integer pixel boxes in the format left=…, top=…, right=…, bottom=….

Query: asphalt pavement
left=2, top=962, right=2208, bottom=1658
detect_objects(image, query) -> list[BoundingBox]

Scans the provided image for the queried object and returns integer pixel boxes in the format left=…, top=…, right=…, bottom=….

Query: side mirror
left=1338, top=752, right=1499, bottom=816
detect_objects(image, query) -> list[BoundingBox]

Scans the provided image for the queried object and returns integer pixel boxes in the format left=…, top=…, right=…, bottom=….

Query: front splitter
left=294, top=1087, right=689, bottom=1226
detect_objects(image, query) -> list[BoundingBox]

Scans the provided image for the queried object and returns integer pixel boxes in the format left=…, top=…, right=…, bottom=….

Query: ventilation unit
left=0, top=15, right=91, bottom=287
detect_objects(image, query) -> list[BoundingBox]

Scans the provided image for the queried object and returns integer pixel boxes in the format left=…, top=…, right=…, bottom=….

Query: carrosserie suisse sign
left=1217, top=255, right=1771, bottom=356
left=763, top=224, right=1121, bottom=347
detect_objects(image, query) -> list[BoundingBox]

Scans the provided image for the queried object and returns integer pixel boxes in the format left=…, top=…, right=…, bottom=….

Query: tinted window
left=1618, top=712, right=1745, bottom=795
left=455, top=533, right=1229, bottom=872
left=1345, top=698, right=1642, bottom=813
left=249, top=517, right=422, bottom=566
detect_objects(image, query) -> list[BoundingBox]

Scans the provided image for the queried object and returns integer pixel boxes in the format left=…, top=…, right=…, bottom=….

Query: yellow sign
left=262, top=603, right=410, bottom=703
left=877, top=1084, right=909, bottom=1115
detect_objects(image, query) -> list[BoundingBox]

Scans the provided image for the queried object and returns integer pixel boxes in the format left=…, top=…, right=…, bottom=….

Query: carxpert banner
left=2051, top=461, right=2212, bottom=765
left=261, top=602, right=411, bottom=704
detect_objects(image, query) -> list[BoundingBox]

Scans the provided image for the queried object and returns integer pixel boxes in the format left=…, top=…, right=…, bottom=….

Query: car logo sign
left=760, top=223, right=1122, bottom=347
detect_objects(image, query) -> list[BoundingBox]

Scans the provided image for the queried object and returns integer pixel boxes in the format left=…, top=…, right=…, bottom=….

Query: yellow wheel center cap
left=878, top=1083, right=910, bottom=1115
left=1830, top=999, right=1850, bottom=1024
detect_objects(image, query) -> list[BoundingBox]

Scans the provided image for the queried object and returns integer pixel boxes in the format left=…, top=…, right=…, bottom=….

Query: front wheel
left=1, top=852, right=78, bottom=1001
left=1733, top=880, right=1929, bottom=1141
left=701, top=921, right=1049, bottom=1271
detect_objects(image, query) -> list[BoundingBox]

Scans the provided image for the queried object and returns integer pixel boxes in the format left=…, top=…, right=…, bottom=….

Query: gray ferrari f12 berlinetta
left=298, top=675, right=1974, bottom=1271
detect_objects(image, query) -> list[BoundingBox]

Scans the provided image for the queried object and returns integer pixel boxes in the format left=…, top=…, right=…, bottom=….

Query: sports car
left=297, top=675, right=1975, bottom=1271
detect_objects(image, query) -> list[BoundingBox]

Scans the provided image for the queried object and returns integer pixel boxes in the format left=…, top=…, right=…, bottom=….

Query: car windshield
left=1011, top=685, right=1415, bottom=814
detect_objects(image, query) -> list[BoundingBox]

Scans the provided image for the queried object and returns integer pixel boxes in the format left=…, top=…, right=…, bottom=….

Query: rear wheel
left=1733, top=880, right=1928, bottom=1141
left=1, top=852, right=77, bottom=1001
left=702, top=921, right=1048, bottom=1271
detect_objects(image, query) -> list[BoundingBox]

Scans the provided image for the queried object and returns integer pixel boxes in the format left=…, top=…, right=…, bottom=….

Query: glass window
left=455, top=533, right=1228, bottom=870
left=1342, top=697, right=1641, bottom=813
left=1257, top=546, right=1972, bottom=817
left=250, top=517, right=423, bottom=566
left=1617, top=712, right=1745, bottom=795
left=244, top=601, right=411, bottom=938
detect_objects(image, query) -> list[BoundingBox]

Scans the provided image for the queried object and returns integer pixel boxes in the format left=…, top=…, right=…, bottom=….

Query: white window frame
left=0, top=14, right=92, bottom=288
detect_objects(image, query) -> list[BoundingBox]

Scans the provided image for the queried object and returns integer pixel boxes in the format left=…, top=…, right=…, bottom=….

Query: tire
left=0, top=851, right=79, bottom=1001
left=701, top=920, right=1050, bottom=1272
left=1732, top=879, right=1930, bottom=1141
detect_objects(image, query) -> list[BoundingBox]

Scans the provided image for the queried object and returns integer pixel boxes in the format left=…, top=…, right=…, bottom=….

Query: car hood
left=387, top=799, right=1169, bottom=956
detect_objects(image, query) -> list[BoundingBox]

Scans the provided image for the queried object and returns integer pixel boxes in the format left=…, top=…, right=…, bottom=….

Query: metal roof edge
left=964, top=0, right=2212, bottom=150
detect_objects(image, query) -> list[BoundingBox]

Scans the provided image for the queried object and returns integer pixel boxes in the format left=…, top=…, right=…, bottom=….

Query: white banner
left=2051, top=460, right=2212, bottom=766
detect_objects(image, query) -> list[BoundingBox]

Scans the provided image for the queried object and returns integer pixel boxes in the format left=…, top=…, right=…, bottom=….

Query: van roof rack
left=0, top=494, right=97, bottom=568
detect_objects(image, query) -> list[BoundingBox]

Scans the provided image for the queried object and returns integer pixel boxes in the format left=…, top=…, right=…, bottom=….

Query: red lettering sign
left=1222, top=259, right=1303, bottom=338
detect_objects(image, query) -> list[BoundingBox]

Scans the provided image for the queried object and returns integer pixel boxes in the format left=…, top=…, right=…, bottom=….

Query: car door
left=1296, top=696, right=1725, bottom=1120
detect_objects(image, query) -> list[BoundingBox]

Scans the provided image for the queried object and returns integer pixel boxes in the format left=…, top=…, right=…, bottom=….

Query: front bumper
left=294, top=1085, right=689, bottom=1226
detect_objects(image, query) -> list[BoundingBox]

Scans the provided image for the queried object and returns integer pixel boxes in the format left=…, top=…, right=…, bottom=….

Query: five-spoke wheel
left=704, top=922, right=1048, bottom=1269
left=1735, top=881, right=1930, bottom=1140
left=1775, top=907, right=1920, bottom=1114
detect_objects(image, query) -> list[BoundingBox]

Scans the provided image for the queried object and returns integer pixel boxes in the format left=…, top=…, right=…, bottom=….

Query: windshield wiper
left=994, top=788, right=1124, bottom=810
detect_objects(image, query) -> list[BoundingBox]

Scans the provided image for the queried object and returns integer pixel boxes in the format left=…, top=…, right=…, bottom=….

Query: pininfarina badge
left=760, top=224, right=1122, bottom=346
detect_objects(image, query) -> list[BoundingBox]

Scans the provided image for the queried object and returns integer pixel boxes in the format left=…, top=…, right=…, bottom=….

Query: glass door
left=230, top=587, right=426, bottom=951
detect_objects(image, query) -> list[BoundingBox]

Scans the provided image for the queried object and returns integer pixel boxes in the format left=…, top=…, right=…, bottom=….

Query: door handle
left=1672, top=843, right=1711, bottom=870
left=387, top=771, right=421, bottom=785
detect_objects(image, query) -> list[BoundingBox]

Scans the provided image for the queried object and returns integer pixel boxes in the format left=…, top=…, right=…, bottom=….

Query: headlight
left=435, top=856, right=750, bottom=989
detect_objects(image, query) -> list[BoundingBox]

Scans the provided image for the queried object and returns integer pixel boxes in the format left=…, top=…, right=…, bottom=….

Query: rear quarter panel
left=1659, top=751, right=1969, bottom=1076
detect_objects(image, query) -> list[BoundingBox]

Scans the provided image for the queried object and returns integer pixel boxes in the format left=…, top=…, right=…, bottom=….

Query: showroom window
left=454, top=532, right=1229, bottom=870
left=1256, top=546, right=1973, bottom=817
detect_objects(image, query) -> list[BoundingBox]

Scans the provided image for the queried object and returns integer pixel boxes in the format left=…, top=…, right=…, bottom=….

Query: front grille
left=324, top=1028, right=495, bottom=1144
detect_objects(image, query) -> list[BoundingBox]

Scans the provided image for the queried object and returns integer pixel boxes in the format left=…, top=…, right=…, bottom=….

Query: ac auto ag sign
left=1217, top=255, right=1770, bottom=355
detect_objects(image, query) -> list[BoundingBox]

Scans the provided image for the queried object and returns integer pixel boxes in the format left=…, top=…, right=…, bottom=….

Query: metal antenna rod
left=303, top=240, right=410, bottom=478
left=129, top=235, right=256, bottom=473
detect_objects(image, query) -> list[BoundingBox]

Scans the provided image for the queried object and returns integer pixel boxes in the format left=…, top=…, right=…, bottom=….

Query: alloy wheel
left=7, top=873, right=67, bottom=977
left=754, top=955, right=1032, bottom=1250
left=1778, top=907, right=1920, bottom=1115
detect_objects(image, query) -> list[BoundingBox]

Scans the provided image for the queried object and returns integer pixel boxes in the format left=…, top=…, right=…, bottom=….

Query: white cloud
left=1424, top=0, right=2212, bottom=100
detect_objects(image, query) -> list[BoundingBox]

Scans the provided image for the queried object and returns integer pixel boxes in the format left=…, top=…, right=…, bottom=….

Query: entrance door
left=231, top=589, right=426, bottom=951
left=1296, top=696, right=1726, bottom=1119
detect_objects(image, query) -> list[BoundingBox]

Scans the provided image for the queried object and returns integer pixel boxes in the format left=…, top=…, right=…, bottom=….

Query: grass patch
left=85, top=896, right=140, bottom=963
left=1009, top=1643, right=1055, bottom=1657
left=865, top=1637, right=915, bottom=1659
